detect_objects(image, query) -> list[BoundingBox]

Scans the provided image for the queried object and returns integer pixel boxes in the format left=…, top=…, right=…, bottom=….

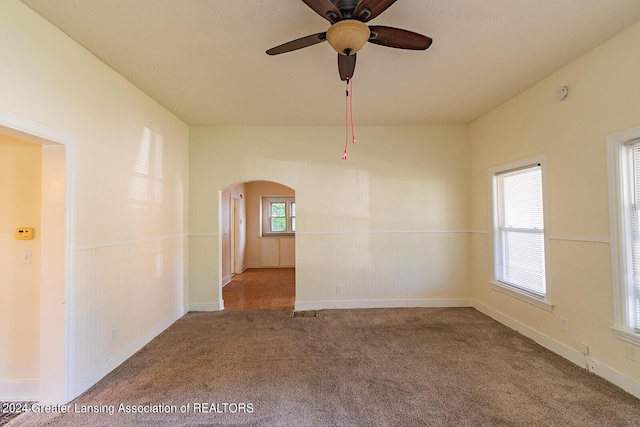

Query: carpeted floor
left=8, top=308, right=640, bottom=426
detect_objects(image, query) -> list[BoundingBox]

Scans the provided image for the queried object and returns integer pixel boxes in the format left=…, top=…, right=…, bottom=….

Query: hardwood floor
left=222, top=268, right=295, bottom=310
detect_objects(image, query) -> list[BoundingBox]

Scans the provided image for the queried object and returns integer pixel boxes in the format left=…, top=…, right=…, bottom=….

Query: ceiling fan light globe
left=326, top=20, right=370, bottom=55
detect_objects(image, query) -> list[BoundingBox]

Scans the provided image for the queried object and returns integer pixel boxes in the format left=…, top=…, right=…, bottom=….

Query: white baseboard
left=72, top=309, right=183, bottom=399
left=471, top=300, right=640, bottom=399
left=0, top=380, right=39, bottom=401
left=189, top=302, right=223, bottom=311
left=295, top=298, right=470, bottom=311
left=247, top=262, right=259, bottom=268
left=585, top=355, right=640, bottom=399
left=222, top=275, right=232, bottom=287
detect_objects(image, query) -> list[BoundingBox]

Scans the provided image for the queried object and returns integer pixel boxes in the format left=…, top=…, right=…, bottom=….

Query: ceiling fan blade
left=301, top=0, right=343, bottom=23
left=353, top=0, right=397, bottom=22
left=338, top=53, right=357, bottom=81
left=368, top=26, right=433, bottom=50
left=266, top=32, right=327, bottom=55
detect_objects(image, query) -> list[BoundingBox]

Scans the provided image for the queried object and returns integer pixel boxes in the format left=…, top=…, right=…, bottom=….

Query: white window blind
left=494, top=165, right=546, bottom=297
left=625, top=143, right=640, bottom=331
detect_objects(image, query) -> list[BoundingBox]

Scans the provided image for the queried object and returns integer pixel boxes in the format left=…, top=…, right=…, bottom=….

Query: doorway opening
left=219, top=180, right=295, bottom=310
left=0, top=112, right=76, bottom=404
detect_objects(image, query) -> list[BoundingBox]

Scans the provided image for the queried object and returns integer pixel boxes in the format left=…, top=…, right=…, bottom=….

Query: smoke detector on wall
left=555, top=86, right=569, bottom=101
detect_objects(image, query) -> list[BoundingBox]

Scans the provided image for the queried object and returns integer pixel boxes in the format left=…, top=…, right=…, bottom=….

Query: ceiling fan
left=266, top=0, right=433, bottom=81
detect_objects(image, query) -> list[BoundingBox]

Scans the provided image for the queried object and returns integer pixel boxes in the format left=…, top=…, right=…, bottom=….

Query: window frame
left=261, top=196, right=295, bottom=237
left=607, top=126, right=640, bottom=347
left=488, top=153, right=554, bottom=312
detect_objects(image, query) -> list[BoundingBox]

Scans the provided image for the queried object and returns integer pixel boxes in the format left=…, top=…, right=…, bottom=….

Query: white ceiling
left=21, top=0, right=640, bottom=126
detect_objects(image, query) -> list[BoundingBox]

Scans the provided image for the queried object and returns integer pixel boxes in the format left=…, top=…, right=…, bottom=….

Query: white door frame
left=0, top=111, right=77, bottom=404
left=230, top=195, right=242, bottom=275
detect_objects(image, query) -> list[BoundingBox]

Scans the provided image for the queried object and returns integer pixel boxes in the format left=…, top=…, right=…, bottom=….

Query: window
left=607, top=126, right=640, bottom=346
left=623, top=143, right=640, bottom=332
left=262, top=196, right=295, bottom=235
left=489, top=154, right=552, bottom=311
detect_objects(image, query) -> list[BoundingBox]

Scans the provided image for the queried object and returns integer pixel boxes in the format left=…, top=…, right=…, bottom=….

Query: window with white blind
left=624, top=143, right=640, bottom=332
left=489, top=154, right=552, bottom=310
left=607, top=128, right=640, bottom=346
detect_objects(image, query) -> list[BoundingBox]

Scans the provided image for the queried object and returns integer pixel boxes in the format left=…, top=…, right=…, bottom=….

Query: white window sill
left=490, top=280, right=554, bottom=312
left=610, top=325, right=640, bottom=347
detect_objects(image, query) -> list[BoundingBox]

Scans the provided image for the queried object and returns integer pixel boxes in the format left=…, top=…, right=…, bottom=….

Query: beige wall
left=469, top=21, right=640, bottom=385
left=0, top=0, right=189, bottom=402
left=189, top=125, right=470, bottom=310
left=0, top=135, right=41, bottom=386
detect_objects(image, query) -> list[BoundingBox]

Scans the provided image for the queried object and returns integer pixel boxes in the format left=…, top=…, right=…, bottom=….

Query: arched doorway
left=219, top=180, right=295, bottom=310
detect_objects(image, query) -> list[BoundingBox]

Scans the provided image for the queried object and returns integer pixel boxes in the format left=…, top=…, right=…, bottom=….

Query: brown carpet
left=8, top=308, right=640, bottom=426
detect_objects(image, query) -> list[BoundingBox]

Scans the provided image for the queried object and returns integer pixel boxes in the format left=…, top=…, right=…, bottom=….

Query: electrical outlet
left=111, top=329, right=117, bottom=342
left=577, top=343, right=589, bottom=355
left=627, top=345, right=636, bottom=361
left=336, top=285, right=343, bottom=295
left=560, top=317, right=569, bottom=332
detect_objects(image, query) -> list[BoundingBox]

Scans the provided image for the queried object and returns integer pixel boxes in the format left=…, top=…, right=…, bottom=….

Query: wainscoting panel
left=295, top=231, right=469, bottom=308
left=74, top=236, right=185, bottom=393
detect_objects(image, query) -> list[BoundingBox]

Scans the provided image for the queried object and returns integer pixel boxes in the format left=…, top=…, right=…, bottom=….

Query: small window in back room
left=262, top=196, right=295, bottom=235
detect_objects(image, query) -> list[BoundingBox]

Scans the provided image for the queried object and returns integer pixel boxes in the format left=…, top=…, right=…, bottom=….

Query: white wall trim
left=490, top=280, right=554, bottom=312
left=471, top=300, right=640, bottom=399
left=0, top=380, right=39, bottom=401
left=609, top=326, right=640, bottom=347
left=73, top=309, right=182, bottom=398
left=584, top=355, right=640, bottom=399
left=222, top=275, right=232, bottom=287
left=295, top=298, right=471, bottom=311
left=189, top=302, right=222, bottom=312
left=189, top=232, right=219, bottom=237
left=424, top=229, right=610, bottom=244
left=547, top=234, right=611, bottom=244
left=76, top=235, right=185, bottom=251
left=296, top=230, right=472, bottom=236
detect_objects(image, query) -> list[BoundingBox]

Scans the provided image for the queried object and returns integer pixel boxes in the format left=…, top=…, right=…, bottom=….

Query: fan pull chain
left=343, top=78, right=349, bottom=160
left=349, top=77, right=356, bottom=144
left=342, top=77, right=356, bottom=160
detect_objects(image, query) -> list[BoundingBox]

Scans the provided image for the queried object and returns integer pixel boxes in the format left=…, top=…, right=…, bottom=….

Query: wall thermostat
left=555, top=86, right=569, bottom=101
left=15, top=227, right=35, bottom=240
